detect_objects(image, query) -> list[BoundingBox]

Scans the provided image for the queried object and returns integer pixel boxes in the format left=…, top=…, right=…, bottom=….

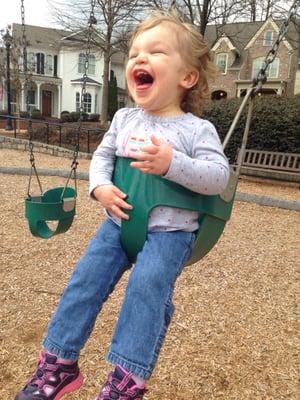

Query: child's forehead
left=131, top=22, right=182, bottom=46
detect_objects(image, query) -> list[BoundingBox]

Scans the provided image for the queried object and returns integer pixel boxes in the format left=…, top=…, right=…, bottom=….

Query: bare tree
left=48, top=0, right=142, bottom=124
left=143, top=0, right=249, bottom=34
left=239, top=0, right=298, bottom=21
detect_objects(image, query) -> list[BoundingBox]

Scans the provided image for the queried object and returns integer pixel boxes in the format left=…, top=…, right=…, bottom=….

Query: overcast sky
left=0, top=0, right=59, bottom=30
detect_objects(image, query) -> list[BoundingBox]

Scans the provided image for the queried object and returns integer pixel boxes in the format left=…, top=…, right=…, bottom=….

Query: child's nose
left=135, top=53, right=148, bottom=64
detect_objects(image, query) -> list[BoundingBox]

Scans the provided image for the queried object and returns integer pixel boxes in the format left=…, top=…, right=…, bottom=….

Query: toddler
left=16, top=10, right=229, bottom=400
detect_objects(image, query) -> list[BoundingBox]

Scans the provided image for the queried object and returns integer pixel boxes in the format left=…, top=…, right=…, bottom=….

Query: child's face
left=126, top=23, right=198, bottom=117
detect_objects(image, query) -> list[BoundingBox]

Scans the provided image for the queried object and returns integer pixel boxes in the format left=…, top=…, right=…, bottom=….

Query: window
left=252, top=57, right=279, bottom=79
left=26, top=90, right=36, bottom=111
left=263, top=31, right=273, bottom=46
left=27, top=90, right=35, bottom=105
left=45, top=55, right=53, bottom=75
left=36, top=53, right=45, bottom=74
left=76, top=92, right=92, bottom=113
left=216, top=53, right=228, bottom=74
left=54, top=55, right=58, bottom=76
left=88, top=54, right=96, bottom=75
left=78, top=53, right=96, bottom=75
left=27, top=52, right=35, bottom=72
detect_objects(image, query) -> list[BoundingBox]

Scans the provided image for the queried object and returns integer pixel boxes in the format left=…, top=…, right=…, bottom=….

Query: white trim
left=245, top=17, right=293, bottom=51
left=71, top=81, right=101, bottom=87
left=212, top=35, right=236, bottom=52
left=61, top=29, right=85, bottom=41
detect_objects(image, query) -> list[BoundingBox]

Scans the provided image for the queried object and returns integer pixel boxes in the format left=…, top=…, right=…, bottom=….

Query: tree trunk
left=198, top=0, right=210, bottom=35
left=250, top=0, right=256, bottom=21
left=101, top=52, right=110, bottom=125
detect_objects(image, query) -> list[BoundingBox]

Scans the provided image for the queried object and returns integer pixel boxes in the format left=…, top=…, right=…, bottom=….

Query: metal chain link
left=21, top=0, right=43, bottom=196
left=253, top=0, right=299, bottom=92
left=62, top=0, right=97, bottom=198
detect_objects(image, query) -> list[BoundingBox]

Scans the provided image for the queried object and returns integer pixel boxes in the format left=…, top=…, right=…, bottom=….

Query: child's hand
left=130, top=135, right=173, bottom=175
left=92, top=185, right=133, bottom=220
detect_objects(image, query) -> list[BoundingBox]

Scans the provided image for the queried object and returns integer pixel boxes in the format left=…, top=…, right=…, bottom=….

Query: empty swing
left=23, top=0, right=97, bottom=238
left=24, top=121, right=79, bottom=238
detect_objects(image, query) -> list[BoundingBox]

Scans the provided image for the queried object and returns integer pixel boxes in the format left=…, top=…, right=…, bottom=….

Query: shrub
left=88, top=113, right=100, bottom=122
left=80, top=112, right=89, bottom=121
left=70, top=111, right=81, bottom=122
left=60, top=112, right=72, bottom=123
left=203, top=95, right=300, bottom=163
left=31, top=110, right=44, bottom=120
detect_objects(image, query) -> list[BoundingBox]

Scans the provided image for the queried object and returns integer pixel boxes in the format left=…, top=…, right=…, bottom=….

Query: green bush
left=60, top=112, right=72, bottom=123
left=203, top=95, right=300, bottom=163
left=70, top=111, right=81, bottom=122
left=31, top=110, right=44, bottom=120
left=88, top=113, right=100, bottom=122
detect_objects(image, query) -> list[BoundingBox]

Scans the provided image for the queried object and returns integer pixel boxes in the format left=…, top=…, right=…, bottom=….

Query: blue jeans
left=43, top=218, right=195, bottom=379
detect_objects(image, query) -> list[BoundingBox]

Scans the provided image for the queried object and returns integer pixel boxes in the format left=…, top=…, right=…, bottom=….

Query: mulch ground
left=0, top=149, right=299, bottom=399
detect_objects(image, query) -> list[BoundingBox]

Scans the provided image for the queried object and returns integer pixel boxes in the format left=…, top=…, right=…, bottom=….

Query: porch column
left=58, top=85, right=62, bottom=117
left=37, top=83, right=41, bottom=111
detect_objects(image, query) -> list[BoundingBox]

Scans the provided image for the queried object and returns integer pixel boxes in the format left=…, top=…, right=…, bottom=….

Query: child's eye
left=151, top=50, right=166, bottom=55
left=128, top=54, right=137, bottom=59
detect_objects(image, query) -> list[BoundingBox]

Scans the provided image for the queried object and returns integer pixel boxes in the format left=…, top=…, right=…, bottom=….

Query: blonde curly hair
left=128, top=10, right=216, bottom=116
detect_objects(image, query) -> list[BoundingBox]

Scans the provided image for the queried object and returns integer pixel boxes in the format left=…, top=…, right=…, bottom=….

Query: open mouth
left=134, top=70, right=154, bottom=88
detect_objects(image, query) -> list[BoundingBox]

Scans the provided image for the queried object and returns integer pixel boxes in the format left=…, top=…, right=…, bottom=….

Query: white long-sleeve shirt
left=90, top=107, right=229, bottom=232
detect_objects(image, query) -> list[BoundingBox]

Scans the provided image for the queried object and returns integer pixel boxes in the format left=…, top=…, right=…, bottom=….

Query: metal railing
left=0, top=114, right=106, bottom=153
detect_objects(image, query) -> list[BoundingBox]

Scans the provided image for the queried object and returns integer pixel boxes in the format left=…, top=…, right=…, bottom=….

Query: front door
left=42, top=90, right=52, bottom=117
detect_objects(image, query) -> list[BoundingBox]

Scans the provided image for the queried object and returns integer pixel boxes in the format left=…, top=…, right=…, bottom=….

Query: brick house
left=205, top=17, right=300, bottom=99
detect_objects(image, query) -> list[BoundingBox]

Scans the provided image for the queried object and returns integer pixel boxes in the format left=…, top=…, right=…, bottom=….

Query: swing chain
left=21, top=0, right=43, bottom=197
left=253, top=0, right=299, bottom=93
left=61, top=0, right=97, bottom=199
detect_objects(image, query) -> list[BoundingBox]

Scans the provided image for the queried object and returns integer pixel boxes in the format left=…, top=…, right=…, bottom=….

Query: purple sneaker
left=96, top=366, right=146, bottom=400
left=15, top=351, right=84, bottom=400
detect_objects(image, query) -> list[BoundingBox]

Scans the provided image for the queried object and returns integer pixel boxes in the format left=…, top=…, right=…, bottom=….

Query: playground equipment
left=23, top=0, right=97, bottom=238
left=21, top=0, right=298, bottom=264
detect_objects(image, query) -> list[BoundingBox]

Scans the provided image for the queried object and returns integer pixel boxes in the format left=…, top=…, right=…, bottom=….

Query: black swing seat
left=25, top=187, right=76, bottom=239
left=112, top=157, right=238, bottom=266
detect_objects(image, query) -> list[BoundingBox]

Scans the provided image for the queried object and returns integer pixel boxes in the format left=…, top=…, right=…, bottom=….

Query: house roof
left=12, top=23, right=70, bottom=51
left=205, top=18, right=299, bottom=51
left=205, top=17, right=299, bottom=68
left=11, top=23, right=128, bottom=62
left=71, top=77, right=102, bottom=86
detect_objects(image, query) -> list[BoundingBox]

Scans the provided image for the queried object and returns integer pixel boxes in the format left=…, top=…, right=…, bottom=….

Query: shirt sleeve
left=164, top=120, right=230, bottom=195
left=89, top=108, right=127, bottom=196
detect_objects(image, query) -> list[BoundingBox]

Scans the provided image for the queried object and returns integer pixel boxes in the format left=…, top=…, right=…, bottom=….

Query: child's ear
left=181, top=69, right=199, bottom=89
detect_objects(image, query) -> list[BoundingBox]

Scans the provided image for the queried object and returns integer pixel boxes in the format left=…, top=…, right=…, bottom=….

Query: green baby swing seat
left=113, top=157, right=238, bottom=266
left=25, top=187, right=76, bottom=239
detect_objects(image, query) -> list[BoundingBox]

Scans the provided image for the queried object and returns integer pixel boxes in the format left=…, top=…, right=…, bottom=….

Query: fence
left=0, top=114, right=106, bottom=154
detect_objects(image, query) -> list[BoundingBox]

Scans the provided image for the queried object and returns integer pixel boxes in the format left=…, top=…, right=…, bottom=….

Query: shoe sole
left=54, top=372, right=84, bottom=400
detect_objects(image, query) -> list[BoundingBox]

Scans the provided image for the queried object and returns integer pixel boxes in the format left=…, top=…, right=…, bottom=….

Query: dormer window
left=36, top=53, right=45, bottom=74
left=27, top=52, right=35, bottom=72
left=216, top=53, right=228, bottom=74
left=263, top=31, right=273, bottom=46
left=78, top=53, right=96, bottom=75
left=45, top=55, right=53, bottom=75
